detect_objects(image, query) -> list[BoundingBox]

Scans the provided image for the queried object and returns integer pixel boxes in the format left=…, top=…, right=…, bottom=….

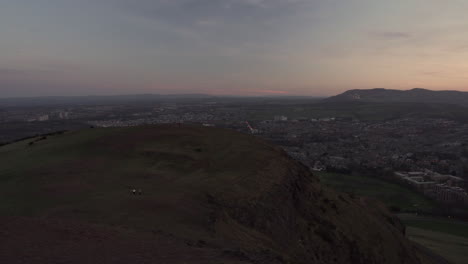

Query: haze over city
left=2, top=0, right=468, bottom=97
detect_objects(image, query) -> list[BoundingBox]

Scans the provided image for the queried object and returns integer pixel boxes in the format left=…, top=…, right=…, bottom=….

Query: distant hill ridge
left=327, top=88, right=468, bottom=105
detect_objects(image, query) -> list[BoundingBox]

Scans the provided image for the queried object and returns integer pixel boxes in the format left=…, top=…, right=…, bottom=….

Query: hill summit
left=326, top=88, right=468, bottom=105
left=0, top=125, right=440, bottom=263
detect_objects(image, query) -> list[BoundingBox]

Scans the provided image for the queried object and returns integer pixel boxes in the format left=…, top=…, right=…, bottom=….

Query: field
left=399, top=214, right=468, bottom=238
left=0, top=125, right=281, bottom=227
left=400, top=213, right=468, bottom=264
left=318, top=172, right=468, bottom=264
left=406, top=226, right=468, bottom=264
left=316, top=172, right=436, bottom=212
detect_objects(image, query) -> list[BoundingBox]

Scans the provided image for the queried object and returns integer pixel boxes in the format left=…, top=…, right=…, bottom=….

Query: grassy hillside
left=406, top=227, right=468, bottom=264
left=399, top=214, right=468, bottom=238
left=317, top=172, right=436, bottom=212
left=0, top=126, right=278, bottom=229
left=0, top=125, right=441, bottom=264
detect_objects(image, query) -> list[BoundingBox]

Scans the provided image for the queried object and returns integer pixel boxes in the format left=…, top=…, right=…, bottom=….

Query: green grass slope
left=406, top=227, right=468, bottom=264
left=318, top=172, right=468, bottom=263
left=400, top=214, right=468, bottom=264
left=317, top=172, right=437, bottom=212
left=0, top=125, right=440, bottom=264
left=399, top=214, right=468, bottom=239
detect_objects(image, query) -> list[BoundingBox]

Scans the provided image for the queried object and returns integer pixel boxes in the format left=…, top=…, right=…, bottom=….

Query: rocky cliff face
left=206, top=152, right=428, bottom=264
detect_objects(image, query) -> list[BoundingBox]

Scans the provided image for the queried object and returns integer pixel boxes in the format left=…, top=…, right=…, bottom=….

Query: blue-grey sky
left=1, top=0, right=468, bottom=97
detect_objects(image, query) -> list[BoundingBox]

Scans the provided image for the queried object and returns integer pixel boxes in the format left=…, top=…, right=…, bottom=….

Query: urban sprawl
left=2, top=100, right=467, bottom=208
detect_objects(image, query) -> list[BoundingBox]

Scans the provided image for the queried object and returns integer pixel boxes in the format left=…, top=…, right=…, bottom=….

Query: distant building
left=274, top=115, right=288, bottom=121
left=245, top=121, right=259, bottom=134
left=432, top=184, right=468, bottom=204
left=395, top=170, right=467, bottom=204
left=395, top=171, right=436, bottom=191
left=447, top=175, right=464, bottom=187
left=407, top=171, right=424, bottom=177
left=38, top=115, right=49, bottom=121
left=312, top=161, right=326, bottom=171
left=59, top=112, right=69, bottom=119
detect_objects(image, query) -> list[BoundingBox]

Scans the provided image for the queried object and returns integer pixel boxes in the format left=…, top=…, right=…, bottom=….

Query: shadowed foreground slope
left=0, top=125, right=441, bottom=263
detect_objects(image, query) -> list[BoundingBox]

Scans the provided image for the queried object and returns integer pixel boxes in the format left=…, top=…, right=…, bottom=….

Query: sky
left=1, top=0, right=468, bottom=97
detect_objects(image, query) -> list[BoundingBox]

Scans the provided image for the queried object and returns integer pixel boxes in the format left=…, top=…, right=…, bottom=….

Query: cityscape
left=3, top=0, right=468, bottom=262
left=2, top=97, right=467, bottom=209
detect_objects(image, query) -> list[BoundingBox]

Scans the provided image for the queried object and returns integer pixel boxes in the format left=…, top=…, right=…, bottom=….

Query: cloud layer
left=1, top=0, right=468, bottom=97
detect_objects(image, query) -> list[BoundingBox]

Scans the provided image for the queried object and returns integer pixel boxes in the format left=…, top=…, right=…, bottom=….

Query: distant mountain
left=326, top=88, right=468, bottom=105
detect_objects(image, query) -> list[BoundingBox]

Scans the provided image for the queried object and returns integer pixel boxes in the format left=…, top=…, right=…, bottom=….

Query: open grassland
left=318, top=172, right=468, bottom=263
left=0, top=125, right=282, bottom=231
left=317, top=172, right=436, bottom=212
left=400, top=214, right=468, bottom=263
left=406, top=227, right=468, bottom=264
left=399, top=214, right=468, bottom=239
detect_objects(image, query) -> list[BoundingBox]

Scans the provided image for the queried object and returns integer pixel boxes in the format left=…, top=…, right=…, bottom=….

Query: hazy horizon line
left=0, top=93, right=327, bottom=100
left=2, top=87, right=468, bottom=100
